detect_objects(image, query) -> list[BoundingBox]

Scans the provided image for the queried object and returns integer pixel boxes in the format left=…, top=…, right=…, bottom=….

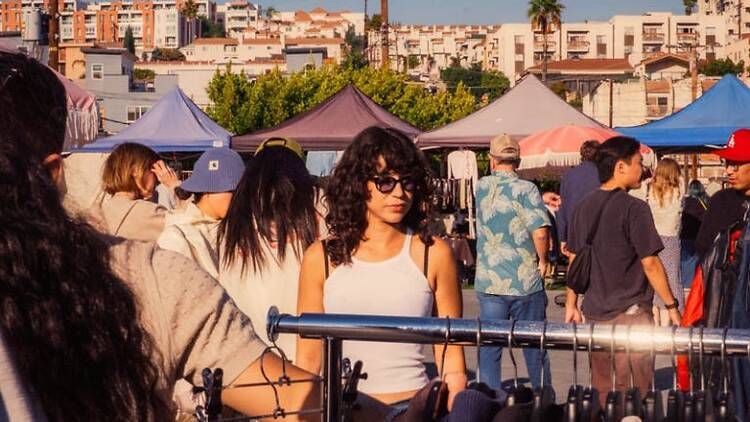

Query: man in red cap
left=694, top=129, right=750, bottom=258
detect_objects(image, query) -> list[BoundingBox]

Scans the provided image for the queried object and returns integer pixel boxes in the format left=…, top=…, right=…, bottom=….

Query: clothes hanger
left=565, top=322, right=584, bottom=422
left=693, top=326, right=708, bottom=421
left=580, top=323, right=599, bottom=421
left=683, top=326, right=696, bottom=422
left=603, top=324, right=622, bottom=422
left=505, top=318, right=533, bottom=407
left=475, top=317, right=482, bottom=384
left=531, top=321, right=554, bottom=422
left=715, top=327, right=734, bottom=421
left=642, top=324, right=663, bottom=422
left=666, top=325, right=685, bottom=421
left=623, top=324, right=642, bottom=418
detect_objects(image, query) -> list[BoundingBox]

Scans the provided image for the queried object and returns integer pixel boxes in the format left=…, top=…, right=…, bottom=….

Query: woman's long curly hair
left=324, top=126, right=435, bottom=266
left=0, top=51, right=171, bottom=421
left=219, top=146, right=319, bottom=274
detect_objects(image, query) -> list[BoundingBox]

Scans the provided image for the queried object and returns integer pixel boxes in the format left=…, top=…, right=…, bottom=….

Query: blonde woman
left=92, top=142, right=180, bottom=241
left=647, top=158, right=685, bottom=326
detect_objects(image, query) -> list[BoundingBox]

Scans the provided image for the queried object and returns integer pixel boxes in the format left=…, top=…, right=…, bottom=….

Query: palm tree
left=180, top=0, right=199, bottom=42
left=528, top=0, right=564, bottom=83
left=265, top=6, right=277, bottom=20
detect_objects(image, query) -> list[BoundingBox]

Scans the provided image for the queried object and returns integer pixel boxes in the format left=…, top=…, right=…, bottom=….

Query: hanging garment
left=306, top=151, right=339, bottom=177
left=447, top=150, right=479, bottom=195
left=730, top=212, right=750, bottom=420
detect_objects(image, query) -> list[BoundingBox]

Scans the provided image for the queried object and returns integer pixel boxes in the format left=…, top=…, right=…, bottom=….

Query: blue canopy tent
left=617, top=75, right=750, bottom=149
left=80, top=87, right=231, bottom=152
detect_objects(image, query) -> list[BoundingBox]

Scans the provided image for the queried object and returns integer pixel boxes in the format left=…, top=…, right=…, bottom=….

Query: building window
left=91, top=63, right=103, bottom=79
left=126, top=105, right=151, bottom=122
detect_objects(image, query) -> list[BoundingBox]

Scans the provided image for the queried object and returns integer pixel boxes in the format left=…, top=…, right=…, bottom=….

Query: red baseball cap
left=715, top=128, right=750, bottom=161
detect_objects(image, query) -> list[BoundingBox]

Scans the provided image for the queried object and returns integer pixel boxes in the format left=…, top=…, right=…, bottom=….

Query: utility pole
left=608, top=79, right=613, bottom=127
left=380, top=0, right=388, bottom=69
left=48, top=0, right=60, bottom=71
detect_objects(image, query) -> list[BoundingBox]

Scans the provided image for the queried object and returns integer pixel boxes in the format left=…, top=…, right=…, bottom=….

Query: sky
left=240, top=0, right=686, bottom=25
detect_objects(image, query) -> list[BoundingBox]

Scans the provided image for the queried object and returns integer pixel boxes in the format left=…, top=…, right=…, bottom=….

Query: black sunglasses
left=371, top=175, right=418, bottom=194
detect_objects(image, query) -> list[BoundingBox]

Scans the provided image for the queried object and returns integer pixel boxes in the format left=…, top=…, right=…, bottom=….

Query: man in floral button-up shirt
left=474, top=133, right=552, bottom=390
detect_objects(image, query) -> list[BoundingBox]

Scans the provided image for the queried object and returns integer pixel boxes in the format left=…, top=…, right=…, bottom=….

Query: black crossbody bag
left=565, top=189, right=619, bottom=294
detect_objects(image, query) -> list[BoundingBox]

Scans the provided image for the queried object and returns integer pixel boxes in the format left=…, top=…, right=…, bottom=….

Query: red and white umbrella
left=518, top=124, right=654, bottom=170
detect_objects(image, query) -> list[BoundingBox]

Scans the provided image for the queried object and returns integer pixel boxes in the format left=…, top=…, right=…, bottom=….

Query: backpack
left=565, top=189, right=619, bottom=294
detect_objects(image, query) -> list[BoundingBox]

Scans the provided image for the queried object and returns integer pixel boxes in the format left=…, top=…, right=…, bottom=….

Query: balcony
left=567, top=40, right=590, bottom=51
left=534, top=40, right=556, bottom=51
left=642, top=32, right=665, bottom=43
left=647, top=104, right=669, bottom=118
left=677, top=32, right=698, bottom=44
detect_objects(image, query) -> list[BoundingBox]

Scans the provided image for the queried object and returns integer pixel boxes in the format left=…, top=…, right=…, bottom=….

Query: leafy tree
left=528, top=0, right=565, bottom=83
left=699, top=58, right=745, bottom=76
left=206, top=65, right=475, bottom=133
left=343, top=25, right=368, bottom=70
left=407, top=55, right=420, bottom=70
left=683, top=0, right=697, bottom=15
left=199, top=16, right=225, bottom=38
left=133, top=68, right=156, bottom=80
left=151, top=47, right=186, bottom=61
left=367, top=14, right=382, bottom=31
left=265, top=6, right=277, bottom=19
left=180, top=0, right=199, bottom=40
left=123, top=26, right=135, bottom=54
left=440, top=66, right=510, bottom=104
left=550, top=81, right=567, bottom=99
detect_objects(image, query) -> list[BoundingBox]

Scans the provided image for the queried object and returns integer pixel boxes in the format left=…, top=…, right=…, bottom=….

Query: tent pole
left=683, top=153, right=690, bottom=192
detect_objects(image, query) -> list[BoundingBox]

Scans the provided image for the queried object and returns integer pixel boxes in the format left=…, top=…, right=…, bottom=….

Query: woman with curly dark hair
left=296, top=127, right=466, bottom=408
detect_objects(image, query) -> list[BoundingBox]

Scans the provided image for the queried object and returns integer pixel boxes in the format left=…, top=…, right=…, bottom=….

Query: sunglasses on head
left=371, top=175, right=418, bottom=194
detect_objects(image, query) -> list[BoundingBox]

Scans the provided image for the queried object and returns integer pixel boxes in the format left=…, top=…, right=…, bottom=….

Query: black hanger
left=195, top=367, right=223, bottom=422
left=624, top=325, right=642, bottom=418
left=666, top=325, right=685, bottom=421
left=683, top=327, right=696, bottom=422
left=693, top=327, right=708, bottom=421
left=505, top=319, right=533, bottom=407
left=603, top=324, right=622, bottom=422
left=642, top=324, right=663, bottom=422
left=531, top=321, right=554, bottom=422
left=565, top=322, right=584, bottom=422
left=715, top=327, right=734, bottom=421
left=580, top=323, right=600, bottom=421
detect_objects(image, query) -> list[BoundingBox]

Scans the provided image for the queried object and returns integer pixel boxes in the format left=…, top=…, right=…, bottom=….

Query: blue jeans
left=680, top=239, right=699, bottom=288
left=476, top=290, right=552, bottom=391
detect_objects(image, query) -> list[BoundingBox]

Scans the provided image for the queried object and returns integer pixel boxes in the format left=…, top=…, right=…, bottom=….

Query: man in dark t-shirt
left=565, top=136, right=682, bottom=404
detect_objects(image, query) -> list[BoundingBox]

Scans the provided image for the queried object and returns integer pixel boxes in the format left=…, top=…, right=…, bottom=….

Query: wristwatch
left=665, top=299, right=679, bottom=310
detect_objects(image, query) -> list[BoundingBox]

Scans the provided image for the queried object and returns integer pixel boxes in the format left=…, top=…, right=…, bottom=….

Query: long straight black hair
left=219, top=146, right=319, bottom=274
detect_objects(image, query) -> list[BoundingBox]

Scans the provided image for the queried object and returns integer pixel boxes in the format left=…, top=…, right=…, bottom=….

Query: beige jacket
left=91, top=194, right=166, bottom=242
left=157, top=202, right=221, bottom=279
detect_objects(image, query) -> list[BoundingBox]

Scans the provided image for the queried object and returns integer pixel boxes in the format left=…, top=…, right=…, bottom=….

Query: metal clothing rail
left=266, top=309, right=750, bottom=422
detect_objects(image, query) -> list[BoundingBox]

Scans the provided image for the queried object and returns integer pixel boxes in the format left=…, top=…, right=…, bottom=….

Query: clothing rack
left=266, top=308, right=750, bottom=422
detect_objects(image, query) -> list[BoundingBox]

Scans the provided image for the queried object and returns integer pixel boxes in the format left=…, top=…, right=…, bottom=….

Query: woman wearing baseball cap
left=157, top=147, right=245, bottom=279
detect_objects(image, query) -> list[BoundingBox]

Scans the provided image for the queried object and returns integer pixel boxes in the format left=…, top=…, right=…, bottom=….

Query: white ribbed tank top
left=323, top=230, right=434, bottom=394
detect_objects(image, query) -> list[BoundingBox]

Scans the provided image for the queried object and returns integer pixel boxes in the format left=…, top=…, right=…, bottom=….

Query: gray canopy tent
left=232, top=84, right=421, bottom=152
left=416, top=74, right=606, bottom=148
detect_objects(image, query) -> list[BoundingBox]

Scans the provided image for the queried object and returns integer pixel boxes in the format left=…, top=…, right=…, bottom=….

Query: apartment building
left=216, top=1, right=260, bottom=39
left=181, top=36, right=282, bottom=61
left=699, top=0, right=750, bottom=39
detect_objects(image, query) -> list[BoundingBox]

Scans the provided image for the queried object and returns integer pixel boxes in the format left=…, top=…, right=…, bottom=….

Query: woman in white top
left=157, top=147, right=244, bottom=279
left=218, top=138, right=320, bottom=359
left=296, top=127, right=466, bottom=408
left=647, top=158, right=685, bottom=326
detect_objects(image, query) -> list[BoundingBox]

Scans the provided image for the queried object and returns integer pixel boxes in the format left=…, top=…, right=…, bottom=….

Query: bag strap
left=585, top=189, right=620, bottom=245
left=322, top=239, right=330, bottom=279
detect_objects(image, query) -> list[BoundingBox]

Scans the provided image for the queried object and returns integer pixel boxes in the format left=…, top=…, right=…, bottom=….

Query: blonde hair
left=101, top=143, right=159, bottom=196
left=649, top=158, right=680, bottom=207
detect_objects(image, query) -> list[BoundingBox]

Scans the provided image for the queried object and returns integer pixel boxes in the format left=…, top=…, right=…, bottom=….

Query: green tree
left=265, top=6, right=277, bottom=19
left=123, top=26, right=135, bottom=54
left=199, top=16, right=225, bottom=38
left=407, top=55, right=420, bottom=69
left=528, top=0, right=565, bottom=83
left=440, top=66, right=510, bottom=104
left=343, top=25, right=368, bottom=70
left=367, top=14, right=382, bottom=31
left=133, top=68, right=155, bottom=80
left=683, top=0, right=697, bottom=15
left=151, top=47, right=186, bottom=61
left=206, top=65, right=475, bottom=133
left=550, top=81, right=567, bottom=99
left=699, top=58, right=745, bottom=76
left=180, top=0, right=199, bottom=40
